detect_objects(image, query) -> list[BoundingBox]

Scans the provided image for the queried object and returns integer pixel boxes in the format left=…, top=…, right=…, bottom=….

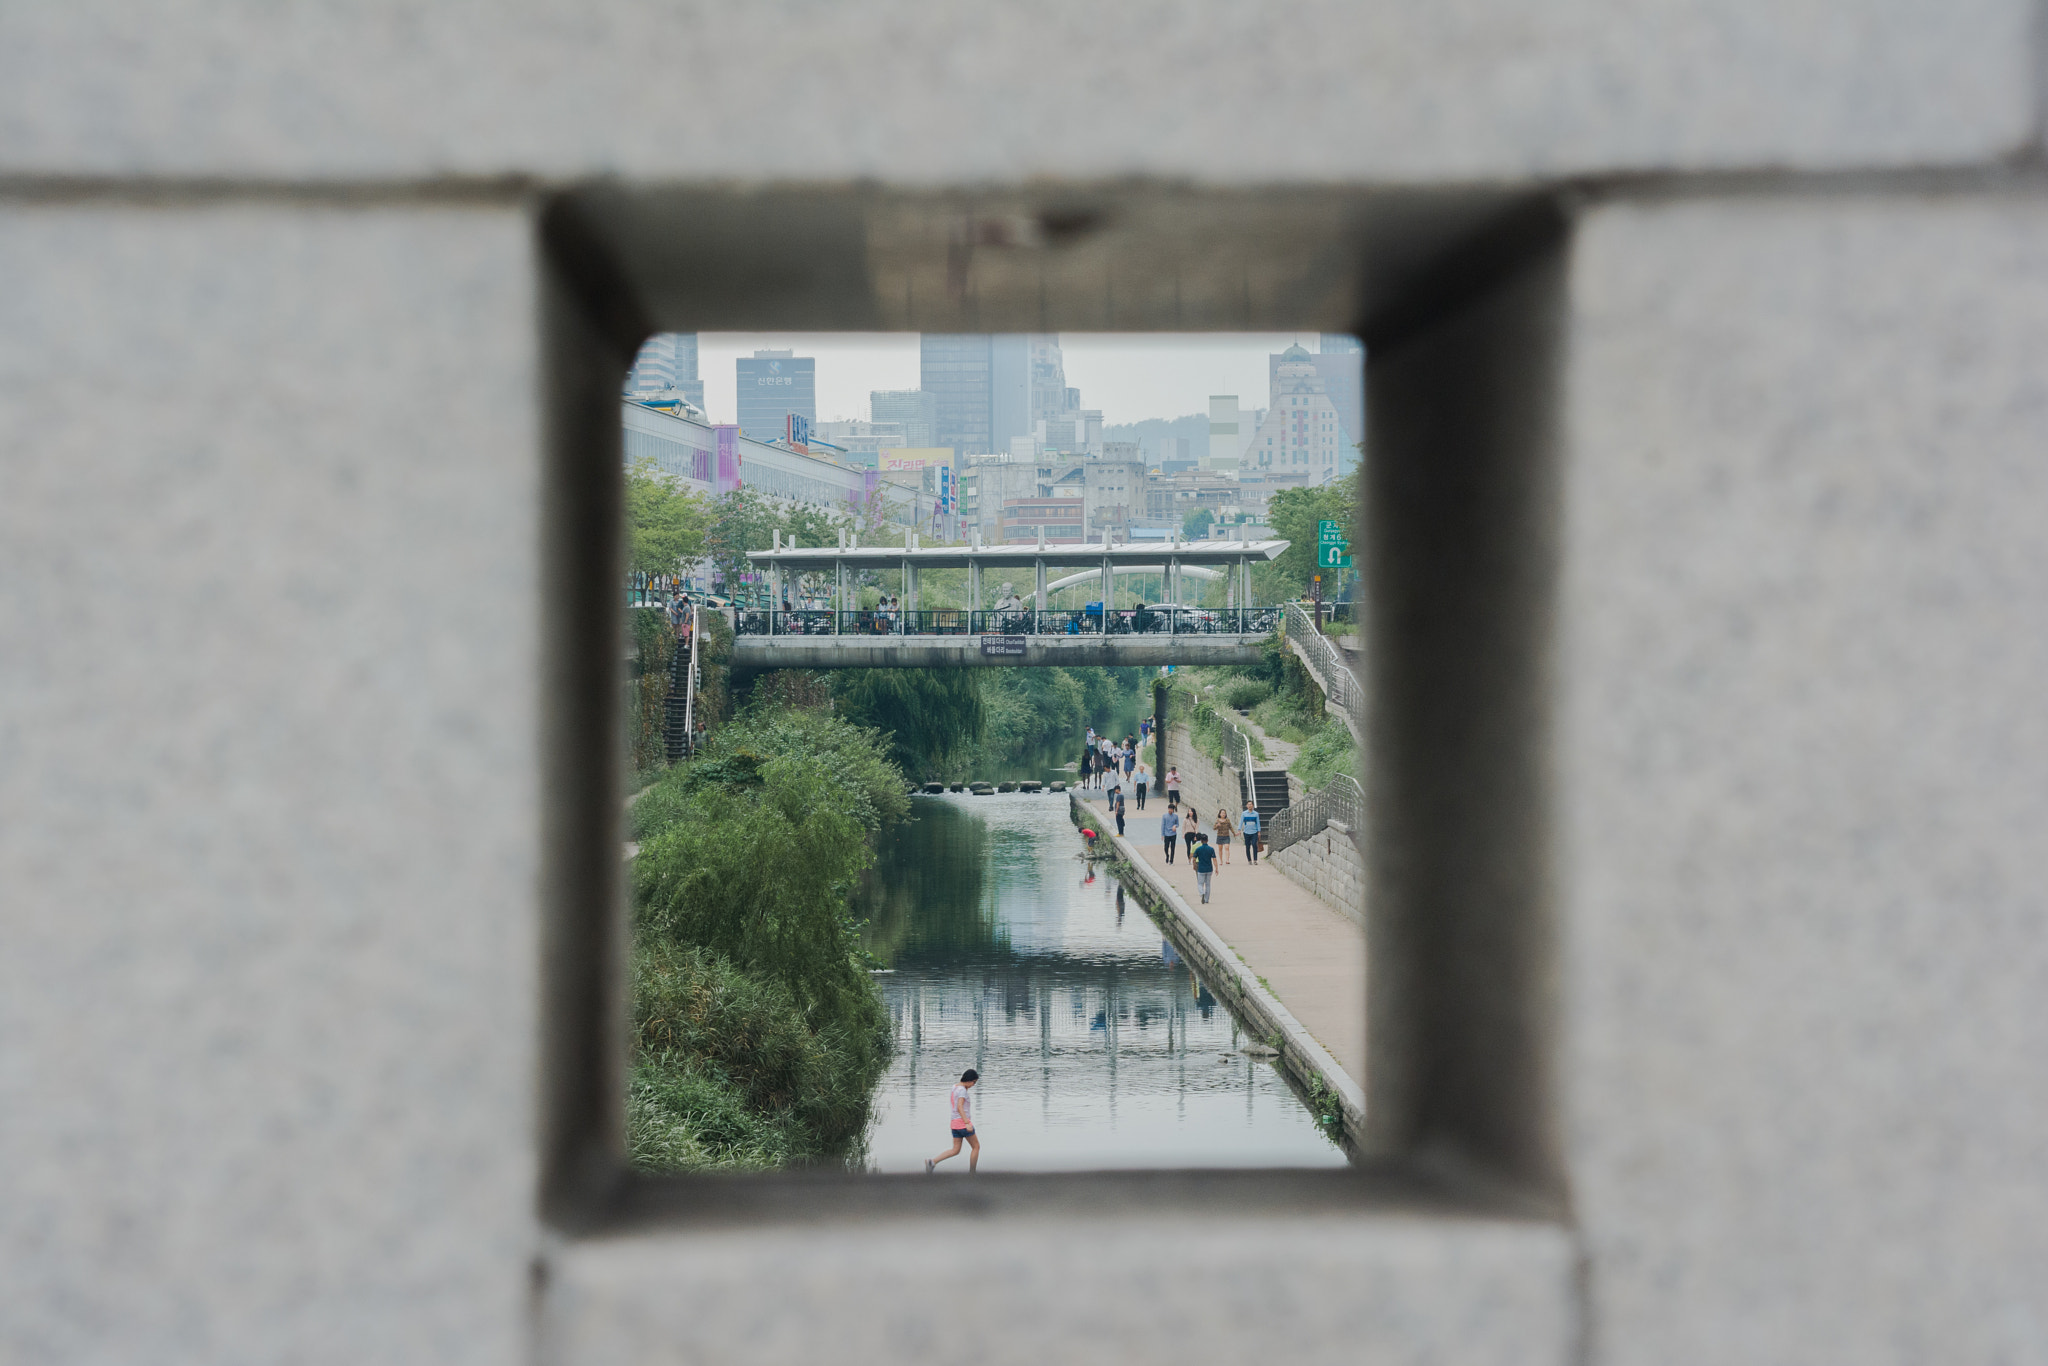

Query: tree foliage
left=1182, top=506, right=1216, bottom=538
left=829, top=669, right=986, bottom=779
left=627, top=704, right=905, bottom=1172
left=1261, top=478, right=1359, bottom=599
left=624, top=455, right=715, bottom=578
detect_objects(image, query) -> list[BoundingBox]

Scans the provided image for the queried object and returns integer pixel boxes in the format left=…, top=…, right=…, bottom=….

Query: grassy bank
left=627, top=703, right=906, bottom=1172
left=1165, top=638, right=1355, bottom=789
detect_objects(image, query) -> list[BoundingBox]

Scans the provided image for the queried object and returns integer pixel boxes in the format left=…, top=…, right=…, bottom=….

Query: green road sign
left=1317, top=545, right=1354, bottom=568
left=1316, top=518, right=1346, bottom=545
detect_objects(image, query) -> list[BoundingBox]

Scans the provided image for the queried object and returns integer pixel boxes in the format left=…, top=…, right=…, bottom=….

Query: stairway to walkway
left=1251, top=769, right=1291, bottom=830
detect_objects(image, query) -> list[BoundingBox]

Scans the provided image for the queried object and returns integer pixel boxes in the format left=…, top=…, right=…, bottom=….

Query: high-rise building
left=1206, top=396, right=1244, bottom=472
left=921, top=334, right=1059, bottom=457
left=1242, top=343, right=1356, bottom=488
left=624, top=333, right=703, bottom=409
left=869, top=389, right=937, bottom=448
left=735, top=349, right=815, bottom=443
left=1269, top=336, right=1363, bottom=447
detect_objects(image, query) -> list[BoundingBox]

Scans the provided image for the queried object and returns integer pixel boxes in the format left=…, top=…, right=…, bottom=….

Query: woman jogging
left=1212, top=807, right=1235, bottom=863
left=926, top=1069, right=980, bottom=1173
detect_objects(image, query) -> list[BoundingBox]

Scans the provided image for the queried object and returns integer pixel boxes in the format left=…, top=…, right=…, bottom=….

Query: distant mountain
left=1103, top=413, right=1210, bottom=463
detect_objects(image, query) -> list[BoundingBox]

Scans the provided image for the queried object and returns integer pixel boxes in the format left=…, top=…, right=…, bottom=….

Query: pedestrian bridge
left=734, top=537, right=1288, bottom=670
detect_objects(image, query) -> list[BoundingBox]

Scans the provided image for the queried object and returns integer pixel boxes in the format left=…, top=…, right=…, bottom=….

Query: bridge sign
left=980, top=635, right=1027, bottom=657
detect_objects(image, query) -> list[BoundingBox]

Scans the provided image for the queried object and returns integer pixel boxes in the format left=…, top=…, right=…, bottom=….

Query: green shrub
left=628, top=942, right=886, bottom=1169
left=625, top=701, right=905, bottom=1174
left=1292, top=721, right=1357, bottom=791
left=1222, top=677, right=1271, bottom=710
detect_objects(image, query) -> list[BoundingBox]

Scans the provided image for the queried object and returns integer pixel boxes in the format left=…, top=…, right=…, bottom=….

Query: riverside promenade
left=1071, top=788, right=1366, bottom=1139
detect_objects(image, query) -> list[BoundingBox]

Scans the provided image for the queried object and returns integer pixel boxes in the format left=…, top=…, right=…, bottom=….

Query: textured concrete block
left=1562, top=195, right=2048, bottom=1364
left=542, top=1212, right=1577, bottom=1366
left=0, top=0, right=2031, bottom=181
left=0, top=205, right=541, bottom=1363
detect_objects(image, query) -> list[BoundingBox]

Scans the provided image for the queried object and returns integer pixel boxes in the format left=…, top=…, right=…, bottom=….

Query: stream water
left=853, top=790, right=1349, bottom=1173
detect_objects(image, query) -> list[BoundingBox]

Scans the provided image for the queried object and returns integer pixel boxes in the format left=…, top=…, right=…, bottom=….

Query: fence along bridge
left=732, top=534, right=1290, bottom=669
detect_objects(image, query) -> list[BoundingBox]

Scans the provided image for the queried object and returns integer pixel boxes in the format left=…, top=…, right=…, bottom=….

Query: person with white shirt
left=925, top=1069, right=980, bottom=1173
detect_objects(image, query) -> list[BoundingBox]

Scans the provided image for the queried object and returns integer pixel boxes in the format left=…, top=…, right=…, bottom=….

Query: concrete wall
left=1163, top=721, right=1245, bottom=833
left=7, top=7, right=2048, bottom=1366
left=1269, top=820, right=1367, bottom=928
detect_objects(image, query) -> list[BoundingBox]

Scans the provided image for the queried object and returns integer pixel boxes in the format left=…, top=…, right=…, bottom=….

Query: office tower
left=921, top=334, right=1054, bottom=457
left=870, top=389, right=937, bottom=448
left=624, top=333, right=704, bottom=409
left=1268, top=336, right=1364, bottom=446
left=1242, top=344, right=1354, bottom=486
left=1206, top=396, right=1244, bottom=472
left=735, top=349, right=815, bottom=443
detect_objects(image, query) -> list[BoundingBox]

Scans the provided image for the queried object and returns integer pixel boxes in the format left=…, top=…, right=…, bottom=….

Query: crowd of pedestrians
left=1080, top=722, right=1261, bottom=902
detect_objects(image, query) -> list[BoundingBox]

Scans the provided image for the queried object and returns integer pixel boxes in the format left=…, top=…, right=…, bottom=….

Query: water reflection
left=856, top=794, right=1346, bottom=1172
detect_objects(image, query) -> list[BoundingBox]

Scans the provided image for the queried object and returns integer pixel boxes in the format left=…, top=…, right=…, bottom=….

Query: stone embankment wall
left=1162, top=722, right=1243, bottom=830
left=1269, top=819, right=1365, bottom=928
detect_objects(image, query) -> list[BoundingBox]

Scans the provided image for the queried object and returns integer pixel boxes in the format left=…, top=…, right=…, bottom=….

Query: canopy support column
left=1035, top=558, right=1047, bottom=612
left=968, top=556, right=981, bottom=619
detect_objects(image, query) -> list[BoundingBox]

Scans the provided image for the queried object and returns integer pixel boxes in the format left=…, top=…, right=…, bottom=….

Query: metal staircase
left=662, top=602, right=701, bottom=762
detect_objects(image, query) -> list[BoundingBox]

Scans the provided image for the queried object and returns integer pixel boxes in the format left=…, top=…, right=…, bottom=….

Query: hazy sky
left=697, top=332, right=1323, bottom=428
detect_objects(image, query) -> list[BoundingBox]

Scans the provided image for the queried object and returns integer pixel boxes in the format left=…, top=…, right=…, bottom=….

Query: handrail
left=1266, top=772, right=1364, bottom=856
left=1282, top=602, right=1365, bottom=739
left=681, top=601, right=700, bottom=758
left=734, top=606, right=1285, bottom=638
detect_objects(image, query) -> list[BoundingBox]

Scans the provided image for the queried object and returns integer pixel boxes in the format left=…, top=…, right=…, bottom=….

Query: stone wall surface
left=0, top=2, right=2030, bottom=180
left=1561, top=196, right=2048, bottom=1365
left=4, top=8, right=2048, bottom=1366
left=0, top=205, right=542, bottom=1363
left=543, top=1216, right=1577, bottom=1366
left=1270, top=820, right=1367, bottom=926
left=1163, top=721, right=1244, bottom=833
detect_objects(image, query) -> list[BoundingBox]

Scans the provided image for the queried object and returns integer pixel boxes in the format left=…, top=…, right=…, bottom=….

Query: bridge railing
left=733, top=607, right=1287, bottom=638
left=1266, top=772, right=1364, bottom=857
left=1282, top=602, right=1366, bottom=737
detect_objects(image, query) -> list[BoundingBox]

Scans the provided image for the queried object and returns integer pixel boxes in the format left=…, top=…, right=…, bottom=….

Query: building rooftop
left=747, top=537, right=1289, bottom=572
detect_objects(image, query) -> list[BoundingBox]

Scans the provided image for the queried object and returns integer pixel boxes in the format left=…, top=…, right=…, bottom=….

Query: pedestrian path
left=1077, top=792, right=1365, bottom=1088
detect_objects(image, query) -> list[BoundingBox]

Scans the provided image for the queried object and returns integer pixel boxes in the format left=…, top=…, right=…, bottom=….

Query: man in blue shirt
left=1239, top=798, right=1261, bottom=863
left=1191, top=833, right=1217, bottom=903
left=1161, top=805, right=1180, bottom=863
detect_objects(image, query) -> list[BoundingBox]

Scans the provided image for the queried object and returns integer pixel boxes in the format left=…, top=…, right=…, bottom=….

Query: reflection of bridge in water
left=737, top=536, right=1289, bottom=669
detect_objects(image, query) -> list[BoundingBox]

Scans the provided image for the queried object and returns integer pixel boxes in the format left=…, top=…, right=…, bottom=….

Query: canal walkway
left=1071, top=789, right=1366, bottom=1125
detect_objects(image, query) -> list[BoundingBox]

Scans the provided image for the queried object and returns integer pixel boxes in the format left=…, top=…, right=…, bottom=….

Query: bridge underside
left=731, top=635, right=1267, bottom=670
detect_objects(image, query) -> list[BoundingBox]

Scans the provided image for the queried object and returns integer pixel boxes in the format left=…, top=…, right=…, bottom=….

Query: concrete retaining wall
left=1067, top=792, right=1365, bottom=1150
left=1270, top=819, right=1366, bottom=929
left=1162, top=722, right=1243, bottom=829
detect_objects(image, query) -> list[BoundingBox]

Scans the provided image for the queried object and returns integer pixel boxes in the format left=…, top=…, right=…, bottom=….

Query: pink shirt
left=949, top=1083, right=974, bottom=1131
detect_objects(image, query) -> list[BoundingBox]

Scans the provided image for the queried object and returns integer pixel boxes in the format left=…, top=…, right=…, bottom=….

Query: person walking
left=1212, top=807, right=1235, bottom=864
left=925, top=1069, right=980, bottom=1173
left=1160, top=805, right=1181, bottom=864
left=1191, top=833, right=1217, bottom=904
left=1165, top=766, right=1181, bottom=807
left=1078, top=745, right=1094, bottom=789
left=1122, top=741, right=1136, bottom=781
left=1183, top=811, right=1201, bottom=860
left=1111, top=785, right=1126, bottom=837
left=1133, top=759, right=1150, bottom=810
left=1240, top=797, right=1262, bottom=863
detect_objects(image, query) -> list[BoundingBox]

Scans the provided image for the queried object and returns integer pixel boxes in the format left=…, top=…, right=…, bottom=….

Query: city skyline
left=695, top=332, right=1324, bottom=433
